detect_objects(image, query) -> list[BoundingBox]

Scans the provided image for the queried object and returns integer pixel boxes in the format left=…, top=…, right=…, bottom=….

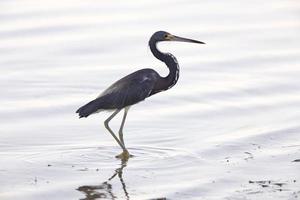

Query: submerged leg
left=118, top=106, right=130, bottom=147
left=104, top=109, right=126, bottom=151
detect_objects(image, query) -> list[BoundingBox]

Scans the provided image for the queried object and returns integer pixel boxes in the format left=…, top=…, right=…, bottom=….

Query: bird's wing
left=76, top=69, right=158, bottom=117
left=99, top=69, right=158, bottom=109
left=76, top=69, right=159, bottom=117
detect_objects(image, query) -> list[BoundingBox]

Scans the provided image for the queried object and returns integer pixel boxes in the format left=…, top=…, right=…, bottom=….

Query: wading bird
left=76, top=31, right=204, bottom=159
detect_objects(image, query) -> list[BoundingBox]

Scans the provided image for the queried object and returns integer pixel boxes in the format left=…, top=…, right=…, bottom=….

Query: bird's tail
left=76, top=99, right=101, bottom=118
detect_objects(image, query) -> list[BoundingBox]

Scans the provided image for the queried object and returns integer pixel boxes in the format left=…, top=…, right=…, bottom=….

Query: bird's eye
left=164, top=34, right=168, bottom=38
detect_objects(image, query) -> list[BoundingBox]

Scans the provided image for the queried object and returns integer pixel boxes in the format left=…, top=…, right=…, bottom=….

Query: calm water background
left=1, top=0, right=300, bottom=199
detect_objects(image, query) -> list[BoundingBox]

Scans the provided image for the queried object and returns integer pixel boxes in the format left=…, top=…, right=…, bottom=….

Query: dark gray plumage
left=76, top=31, right=205, bottom=159
left=76, top=69, right=159, bottom=118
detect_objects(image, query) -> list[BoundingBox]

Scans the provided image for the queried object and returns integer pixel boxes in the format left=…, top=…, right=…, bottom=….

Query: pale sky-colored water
left=1, top=0, right=300, bottom=199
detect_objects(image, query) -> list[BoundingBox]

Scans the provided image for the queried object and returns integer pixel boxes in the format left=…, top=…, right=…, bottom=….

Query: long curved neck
left=149, top=40, right=180, bottom=93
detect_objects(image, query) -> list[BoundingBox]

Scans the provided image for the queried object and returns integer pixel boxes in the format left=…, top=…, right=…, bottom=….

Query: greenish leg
left=118, top=107, right=130, bottom=147
left=104, top=109, right=126, bottom=151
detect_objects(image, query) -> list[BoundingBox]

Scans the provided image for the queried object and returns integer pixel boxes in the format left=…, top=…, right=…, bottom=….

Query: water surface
left=1, top=0, right=300, bottom=199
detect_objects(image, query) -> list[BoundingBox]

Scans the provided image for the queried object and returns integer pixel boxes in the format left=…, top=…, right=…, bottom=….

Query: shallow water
left=1, top=0, right=300, bottom=199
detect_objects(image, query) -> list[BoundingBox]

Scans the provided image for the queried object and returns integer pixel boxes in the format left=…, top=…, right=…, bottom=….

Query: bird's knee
left=104, top=120, right=110, bottom=129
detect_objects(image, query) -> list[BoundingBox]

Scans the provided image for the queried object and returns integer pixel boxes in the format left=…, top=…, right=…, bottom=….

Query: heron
left=76, top=31, right=204, bottom=159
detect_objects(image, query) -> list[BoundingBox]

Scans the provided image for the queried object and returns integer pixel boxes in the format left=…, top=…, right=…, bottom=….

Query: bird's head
left=151, top=31, right=205, bottom=44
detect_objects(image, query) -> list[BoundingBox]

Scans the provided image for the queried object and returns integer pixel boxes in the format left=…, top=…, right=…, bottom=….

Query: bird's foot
left=116, top=150, right=133, bottom=160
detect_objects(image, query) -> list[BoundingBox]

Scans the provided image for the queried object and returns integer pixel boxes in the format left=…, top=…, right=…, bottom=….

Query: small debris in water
left=251, top=143, right=261, bottom=149
left=224, top=156, right=230, bottom=162
left=292, top=159, right=300, bottom=162
left=248, top=179, right=293, bottom=190
left=47, top=164, right=52, bottom=167
left=244, top=152, right=254, bottom=161
left=78, top=168, right=89, bottom=171
left=273, top=182, right=285, bottom=187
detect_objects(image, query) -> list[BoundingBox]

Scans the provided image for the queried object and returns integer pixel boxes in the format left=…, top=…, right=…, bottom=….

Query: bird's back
left=76, top=68, right=159, bottom=118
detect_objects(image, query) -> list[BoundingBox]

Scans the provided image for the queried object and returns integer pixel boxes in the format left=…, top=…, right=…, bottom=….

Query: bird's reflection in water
left=77, top=158, right=129, bottom=200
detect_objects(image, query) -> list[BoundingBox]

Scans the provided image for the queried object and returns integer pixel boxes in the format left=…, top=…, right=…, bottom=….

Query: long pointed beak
left=170, top=35, right=205, bottom=44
